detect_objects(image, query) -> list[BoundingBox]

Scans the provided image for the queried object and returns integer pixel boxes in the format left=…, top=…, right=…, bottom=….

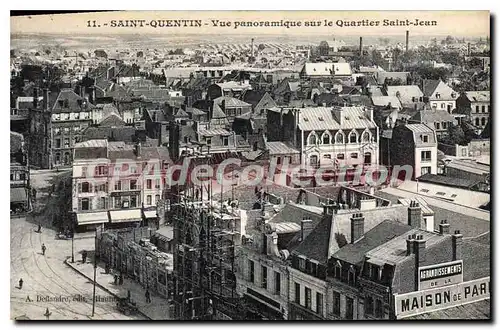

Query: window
left=345, top=297, right=354, bottom=319
left=130, top=180, right=137, bottom=190
left=333, top=291, right=341, bottom=316
left=487, top=105, right=490, bottom=112
left=421, top=166, right=431, bottom=176
left=55, top=139, right=61, bottom=148
left=323, top=154, right=332, bottom=159
left=55, top=153, right=61, bottom=164
left=206, top=138, right=211, bottom=145
left=435, top=191, right=446, bottom=196
left=146, top=179, right=152, bottom=189
left=64, top=138, right=70, bottom=148
left=362, top=131, right=370, bottom=142
left=95, top=165, right=108, bottom=176
left=130, top=195, right=137, bottom=208
left=10, top=173, right=14, bottom=181
left=305, top=287, right=312, bottom=309
left=335, top=132, right=344, bottom=144
left=421, top=151, right=431, bottom=161
left=155, top=179, right=160, bottom=189
left=476, top=105, right=480, bottom=113
left=81, top=182, right=90, bottom=193
left=114, top=180, right=122, bottom=191
left=481, top=117, right=486, bottom=126
left=435, top=122, right=440, bottom=129
left=295, top=282, right=301, bottom=304
left=274, top=271, right=281, bottom=295
left=348, top=266, right=356, bottom=286
left=482, top=105, right=486, bottom=113
left=365, top=296, right=374, bottom=316
left=337, top=153, right=345, bottom=160
left=334, top=261, right=342, bottom=279
left=114, top=196, right=121, bottom=208
left=249, top=260, right=255, bottom=283
left=261, top=265, right=267, bottom=289
left=442, top=122, right=447, bottom=129
left=299, top=257, right=306, bottom=271
left=146, top=195, right=152, bottom=205
left=223, top=137, right=229, bottom=146
left=322, top=133, right=330, bottom=145
left=441, top=103, right=445, bottom=109
left=436, top=93, right=441, bottom=99
left=375, top=299, right=384, bottom=318
left=155, top=194, right=160, bottom=204
left=81, top=198, right=89, bottom=211
left=349, top=131, right=357, bottom=143
left=475, top=118, right=480, bottom=126
left=350, top=153, right=358, bottom=159
left=308, top=133, right=317, bottom=145
left=99, top=197, right=106, bottom=209
left=316, top=293, right=324, bottom=315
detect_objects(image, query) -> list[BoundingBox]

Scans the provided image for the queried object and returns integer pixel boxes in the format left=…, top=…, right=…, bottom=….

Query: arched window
left=475, top=118, right=480, bottom=126
left=349, top=130, right=358, bottom=144
left=334, top=261, right=342, bottom=279
left=322, top=132, right=331, bottom=145
left=481, top=117, right=486, bottom=126
left=362, top=131, right=371, bottom=143
left=308, top=132, right=318, bottom=145
left=335, top=131, right=345, bottom=144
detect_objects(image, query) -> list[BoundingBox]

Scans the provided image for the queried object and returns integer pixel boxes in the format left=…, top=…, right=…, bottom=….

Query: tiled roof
left=298, top=106, right=377, bottom=131
left=333, top=220, right=412, bottom=266
left=386, top=85, right=424, bottom=105
left=211, top=102, right=227, bottom=119
left=74, top=139, right=108, bottom=149
left=371, top=96, right=402, bottom=108
left=52, top=89, right=93, bottom=113
left=215, top=81, right=252, bottom=90
left=422, top=79, right=441, bottom=97
left=214, top=96, right=251, bottom=108
left=99, top=113, right=126, bottom=127
left=198, top=128, right=231, bottom=137
left=375, top=71, right=410, bottom=85
left=265, top=141, right=300, bottom=155
left=465, top=91, right=490, bottom=102
left=81, top=126, right=136, bottom=143
left=410, top=109, right=456, bottom=124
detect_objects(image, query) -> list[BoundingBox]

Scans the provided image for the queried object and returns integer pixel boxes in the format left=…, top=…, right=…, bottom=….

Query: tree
left=258, top=44, right=265, bottom=51
left=441, top=124, right=466, bottom=145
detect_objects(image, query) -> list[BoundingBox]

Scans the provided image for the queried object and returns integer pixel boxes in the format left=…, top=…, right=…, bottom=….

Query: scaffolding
left=171, top=154, right=243, bottom=320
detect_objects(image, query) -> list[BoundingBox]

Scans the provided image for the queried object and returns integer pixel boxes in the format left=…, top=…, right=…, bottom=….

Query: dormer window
left=349, top=131, right=358, bottom=144
left=334, top=261, right=342, bottom=279
left=308, top=133, right=318, bottom=145
left=436, top=93, right=441, bottom=99
left=348, top=265, right=356, bottom=286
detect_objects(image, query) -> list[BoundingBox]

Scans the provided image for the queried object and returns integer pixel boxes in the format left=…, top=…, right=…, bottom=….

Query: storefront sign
left=394, top=277, right=490, bottom=319
left=418, top=260, right=463, bottom=290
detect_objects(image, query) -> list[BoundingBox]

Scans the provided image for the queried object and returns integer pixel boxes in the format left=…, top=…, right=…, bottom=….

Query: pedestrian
left=127, top=290, right=131, bottom=302
left=114, top=274, right=118, bottom=285
left=119, top=274, right=124, bottom=285
left=82, top=250, right=87, bottom=264
left=145, top=289, right=151, bottom=303
left=41, top=243, right=46, bottom=256
left=105, top=263, right=110, bottom=274
left=37, top=224, right=41, bottom=233
left=18, top=278, right=23, bottom=289
left=32, top=188, right=37, bottom=203
left=44, top=308, right=51, bottom=320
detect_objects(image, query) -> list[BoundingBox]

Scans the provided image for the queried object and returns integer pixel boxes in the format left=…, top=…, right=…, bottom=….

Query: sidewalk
left=65, top=258, right=172, bottom=320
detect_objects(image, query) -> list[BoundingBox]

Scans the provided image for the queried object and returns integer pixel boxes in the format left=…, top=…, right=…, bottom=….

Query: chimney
left=359, top=37, right=363, bottom=57
left=467, top=43, right=471, bottom=56
left=221, top=99, right=226, bottom=111
left=331, top=106, right=343, bottom=126
left=405, top=30, right=409, bottom=52
left=33, top=87, right=38, bottom=109
left=251, top=38, right=255, bottom=58
left=135, top=142, right=142, bottom=158
left=406, top=235, right=414, bottom=255
left=350, top=213, right=365, bottom=243
left=413, top=234, right=426, bottom=265
left=439, top=220, right=450, bottom=235
left=300, top=219, right=314, bottom=242
left=452, top=230, right=463, bottom=261
left=43, top=88, right=50, bottom=111
left=89, top=86, right=95, bottom=104
left=79, top=85, right=85, bottom=98
left=407, top=200, right=422, bottom=228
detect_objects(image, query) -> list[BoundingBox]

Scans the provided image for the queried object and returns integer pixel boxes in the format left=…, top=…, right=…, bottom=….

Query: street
left=11, top=169, right=144, bottom=320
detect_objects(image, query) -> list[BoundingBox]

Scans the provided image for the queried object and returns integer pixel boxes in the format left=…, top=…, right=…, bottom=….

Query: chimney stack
left=439, top=220, right=450, bottom=235
left=300, top=219, right=314, bottom=242
left=413, top=234, right=426, bottom=264
left=33, top=87, right=38, bottom=109
left=359, top=37, right=363, bottom=57
left=467, top=42, right=471, bottom=56
left=452, top=230, right=463, bottom=261
left=251, top=38, right=255, bottom=58
left=406, top=234, right=414, bottom=255
left=407, top=200, right=422, bottom=228
left=350, top=213, right=365, bottom=243
left=405, top=30, right=409, bottom=52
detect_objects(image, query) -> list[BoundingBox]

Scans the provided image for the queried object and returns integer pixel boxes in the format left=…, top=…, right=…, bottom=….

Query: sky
left=11, top=11, right=490, bottom=37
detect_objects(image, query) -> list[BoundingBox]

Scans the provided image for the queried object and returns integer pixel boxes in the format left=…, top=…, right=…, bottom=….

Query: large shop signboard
left=418, top=260, right=463, bottom=290
left=394, top=277, right=490, bottom=319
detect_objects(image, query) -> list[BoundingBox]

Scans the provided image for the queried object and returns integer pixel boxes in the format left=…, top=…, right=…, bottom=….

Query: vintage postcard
left=10, top=10, right=490, bottom=320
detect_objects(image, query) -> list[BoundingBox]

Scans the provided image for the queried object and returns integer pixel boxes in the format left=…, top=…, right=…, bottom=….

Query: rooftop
left=297, top=106, right=377, bottom=131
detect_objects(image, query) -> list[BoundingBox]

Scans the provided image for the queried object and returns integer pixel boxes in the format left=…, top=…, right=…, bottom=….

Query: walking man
left=18, top=278, right=23, bottom=289
left=41, top=243, right=46, bottom=256
left=82, top=250, right=87, bottom=264
left=114, top=274, right=118, bottom=285
left=145, top=289, right=151, bottom=304
left=119, top=274, right=124, bottom=285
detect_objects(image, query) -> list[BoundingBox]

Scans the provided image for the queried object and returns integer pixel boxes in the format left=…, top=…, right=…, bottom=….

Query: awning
left=143, top=210, right=157, bottom=219
left=109, top=209, right=142, bottom=223
left=11, top=187, right=28, bottom=203
left=77, top=212, right=109, bottom=225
